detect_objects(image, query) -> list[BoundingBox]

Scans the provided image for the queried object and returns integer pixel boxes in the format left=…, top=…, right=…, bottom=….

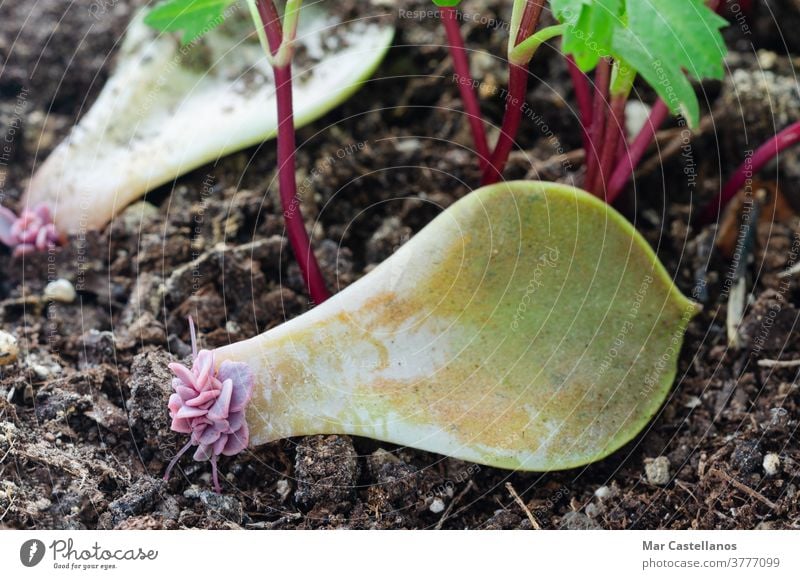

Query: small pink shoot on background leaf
left=0, top=204, right=63, bottom=257
left=164, top=317, right=255, bottom=493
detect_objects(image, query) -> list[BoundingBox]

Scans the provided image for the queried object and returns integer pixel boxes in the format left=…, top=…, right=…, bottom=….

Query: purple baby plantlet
left=164, top=318, right=255, bottom=493
left=0, top=204, right=63, bottom=257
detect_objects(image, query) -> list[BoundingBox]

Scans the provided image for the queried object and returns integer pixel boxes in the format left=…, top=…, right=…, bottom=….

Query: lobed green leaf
left=553, top=0, right=728, bottom=127
left=144, top=0, right=237, bottom=45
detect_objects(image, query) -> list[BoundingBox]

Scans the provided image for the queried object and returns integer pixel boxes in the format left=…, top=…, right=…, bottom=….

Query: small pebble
left=625, top=100, right=652, bottom=138
left=30, top=364, right=52, bottom=380
left=183, top=487, right=243, bottom=524
left=394, top=138, right=421, bottom=155
left=684, top=396, right=702, bottom=409
left=768, top=408, right=789, bottom=431
left=763, top=453, right=781, bottom=476
left=645, top=456, right=671, bottom=486
left=429, top=497, right=446, bottom=514
left=119, top=201, right=160, bottom=234
left=44, top=279, right=77, bottom=303
left=594, top=486, right=611, bottom=500
left=0, top=331, right=19, bottom=366
left=275, top=479, right=291, bottom=502
left=732, top=440, right=763, bottom=474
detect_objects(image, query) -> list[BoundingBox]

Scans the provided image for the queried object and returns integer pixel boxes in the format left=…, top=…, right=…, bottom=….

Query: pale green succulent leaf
left=216, top=181, right=698, bottom=471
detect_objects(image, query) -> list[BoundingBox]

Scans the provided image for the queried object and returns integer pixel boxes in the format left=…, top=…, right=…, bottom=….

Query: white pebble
left=429, top=497, right=446, bottom=514
left=0, top=331, right=19, bottom=366
left=275, top=479, right=291, bottom=501
left=44, top=279, right=76, bottom=303
left=684, top=396, right=702, bottom=409
left=31, top=364, right=52, bottom=380
left=594, top=486, right=611, bottom=500
left=625, top=100, right=652, bottom=138
left=763, top=453, right=781, bottom=476
left=645, top=456, right=671, bottom=486
left=120, top=201, right=160, bottom=232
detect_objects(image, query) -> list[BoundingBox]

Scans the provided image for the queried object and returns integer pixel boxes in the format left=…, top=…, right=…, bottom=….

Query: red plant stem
left=481, top=0, right=544, bottom=185
left=441, top=7, right=490, bottom=172
left=258, top=0, right=282, bottom=50
left=590, top=93, right=627, bottom=198
left=583, top=58, right=611, bottom=193
left=697, top=120, right=800, bottom=225
left=257, top=0, right=330, bottom=304
left=606, top=99, right=670, bottom=203
left=566, top=55, right=593, bottom=154
left=514, top=1, right=545, bottom=46
left=482, top=63, right=530, bottom=185
left=273, top=64, right=330, bottom=304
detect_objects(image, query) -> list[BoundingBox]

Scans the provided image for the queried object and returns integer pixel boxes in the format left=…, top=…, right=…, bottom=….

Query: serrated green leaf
left=144, top=0, right=237, bottom=45
left=552, top=0, right=728, bottom=127
left=560, top=0, right=621, bottom=70
left=627, top=0, right=727, bottom=81
left=611, top=27, right=699, bottom=125
left=550, top=0, right=586, bottom=23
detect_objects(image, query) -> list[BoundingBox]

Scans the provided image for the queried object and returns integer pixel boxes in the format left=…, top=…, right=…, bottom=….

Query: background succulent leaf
left=24, top=6, right=395, bottom=233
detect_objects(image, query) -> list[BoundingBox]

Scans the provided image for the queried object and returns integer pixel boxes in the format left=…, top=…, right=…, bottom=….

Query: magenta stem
left=481, top=0, right=544, bottom=185
left=273, top=64, right=330, bottom=304
left=566, top=55, right=593, bottom=154
left=482, top=63, right=529, bottom=185
left=441, top=7, right=490, bottom=172
left=584, top=58, right=611, bottom=193
left=257, top=0, right=330, bottom=305
left=590, top=93, right=627, bottom=198
left=697, top=120, right=800, bottom=225
left=513, top=1, right=545, bottom=48
left=606, top=99, right=670, bottom=203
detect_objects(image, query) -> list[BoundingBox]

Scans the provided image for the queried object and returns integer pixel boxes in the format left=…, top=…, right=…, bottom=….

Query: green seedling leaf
left=432, top=1, right=463, bottom=6
left=626, top=0, right=727, bottom=81
left=552, top=0, right=620, bottom=71
left=24, top=7, right=395, bottom=234
left=144, top=0, right=237, bottom=45
left=611, top=27, right=700, bottom=126
left=215, top=181, right=698, bottom=470
left=552, top=0, right=728, bottom=127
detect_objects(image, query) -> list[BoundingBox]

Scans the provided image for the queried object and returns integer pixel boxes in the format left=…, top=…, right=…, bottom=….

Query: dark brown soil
left=1, top=0, right=799, bottom=530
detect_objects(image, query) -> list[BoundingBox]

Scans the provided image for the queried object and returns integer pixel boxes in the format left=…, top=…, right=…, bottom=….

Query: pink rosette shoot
left=0, top=204, right=64, bottom=257
left=164, top=318, right=255, bottom=493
